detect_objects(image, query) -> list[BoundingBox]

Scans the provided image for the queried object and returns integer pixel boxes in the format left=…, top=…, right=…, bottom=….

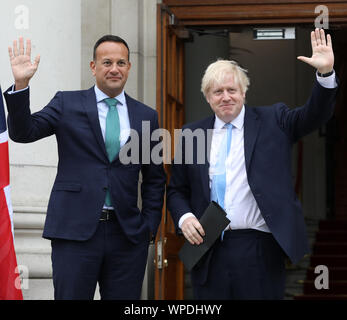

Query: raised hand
left=297, top=28, right=334, bottom=74
left=8, top=37, right=40, bottom=90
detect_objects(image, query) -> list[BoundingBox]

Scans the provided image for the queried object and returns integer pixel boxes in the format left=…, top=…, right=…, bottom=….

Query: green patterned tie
left=104, top=98, right=120, bottom=206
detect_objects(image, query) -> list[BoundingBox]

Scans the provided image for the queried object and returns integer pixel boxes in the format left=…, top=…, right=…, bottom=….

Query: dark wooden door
left=154, top=3, right=186, bottom=300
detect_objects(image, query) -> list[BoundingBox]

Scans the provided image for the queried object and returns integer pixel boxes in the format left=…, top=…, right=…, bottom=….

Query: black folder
left=178, top=201, right=230, bottom=271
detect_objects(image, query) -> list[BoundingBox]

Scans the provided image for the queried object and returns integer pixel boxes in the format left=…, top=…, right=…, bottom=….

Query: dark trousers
left=193, top=229, right=286, bottom=300
left=51, top=218, right=149, bottom=300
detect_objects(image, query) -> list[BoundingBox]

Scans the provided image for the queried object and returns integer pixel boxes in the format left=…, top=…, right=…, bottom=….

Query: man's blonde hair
left=201, top=60, right=250, bottom=97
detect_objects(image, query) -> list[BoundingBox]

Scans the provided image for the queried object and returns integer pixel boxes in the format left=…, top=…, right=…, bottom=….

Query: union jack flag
left=0, top=87, right=23, bottom=300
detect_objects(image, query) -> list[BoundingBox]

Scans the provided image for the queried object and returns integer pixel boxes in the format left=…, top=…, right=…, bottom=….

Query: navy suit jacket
left=167, top=80, right=337, bottom=284
left=4, top=86, right=166, bottom=244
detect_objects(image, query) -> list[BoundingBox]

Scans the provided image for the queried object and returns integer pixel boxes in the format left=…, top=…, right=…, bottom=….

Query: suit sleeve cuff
left=178, top=212, right=196, bottom=229
left=316, top=71, right=337, bottom=89
left=6, top=84, right=29, bottom=94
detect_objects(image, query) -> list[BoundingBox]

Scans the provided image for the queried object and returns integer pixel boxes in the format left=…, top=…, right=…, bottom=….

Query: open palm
left=297, top=28, right=334, bottom=74
left=8, top=37, right=40, bottom=89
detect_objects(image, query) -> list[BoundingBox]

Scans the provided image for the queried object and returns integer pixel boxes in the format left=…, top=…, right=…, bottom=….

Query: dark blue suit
left=167, top=80, right=337, bottom=299
left=4, top=86, right=166, bottom=299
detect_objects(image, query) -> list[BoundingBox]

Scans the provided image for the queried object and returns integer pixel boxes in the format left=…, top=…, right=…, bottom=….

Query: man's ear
left=90, top=60, right=96, bottom=76
left=204, top=91, right=209, bottom=104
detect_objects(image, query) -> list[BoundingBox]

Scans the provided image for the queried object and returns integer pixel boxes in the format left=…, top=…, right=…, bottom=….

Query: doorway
left=155, top=2, right=347, bottom=300
left=182, top=25, right=327, bottom=299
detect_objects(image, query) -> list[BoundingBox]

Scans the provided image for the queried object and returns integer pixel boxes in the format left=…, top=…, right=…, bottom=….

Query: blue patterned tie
left=104, top=98, right=120, bottom=206
left=211, top=123, right=233, bottom=239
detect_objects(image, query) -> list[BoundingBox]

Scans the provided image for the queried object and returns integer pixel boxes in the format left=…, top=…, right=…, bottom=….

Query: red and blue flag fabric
left=0, top=87, right=23, bottom=300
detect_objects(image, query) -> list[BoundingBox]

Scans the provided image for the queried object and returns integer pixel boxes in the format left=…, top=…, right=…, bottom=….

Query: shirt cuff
left=178, top=212, right=196, bottom=229
left=316, top=71, right=337, bottom=89
left=7, top=84, right=29, bottom=94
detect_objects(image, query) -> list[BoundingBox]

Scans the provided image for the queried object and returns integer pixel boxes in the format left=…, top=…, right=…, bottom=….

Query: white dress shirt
left=178, top=71, right=337, bottom=231
left=211, top=108, right=271, bottom=232
left=94, top=85, right=130, bottom=209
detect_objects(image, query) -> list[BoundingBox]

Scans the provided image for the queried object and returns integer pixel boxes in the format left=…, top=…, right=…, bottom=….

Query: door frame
left=155, top=4, right=186, bottom=300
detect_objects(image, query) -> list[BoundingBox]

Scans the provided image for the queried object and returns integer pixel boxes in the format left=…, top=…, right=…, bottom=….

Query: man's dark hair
left=93, top=35, right=130, bottom=61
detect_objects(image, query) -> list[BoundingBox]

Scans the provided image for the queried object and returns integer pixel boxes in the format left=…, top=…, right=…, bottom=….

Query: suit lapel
left=82, top=87, right=108, bottom=159
left=244, top=106, right=261, bottom=172
left=125, top=93, right=139, bottom=133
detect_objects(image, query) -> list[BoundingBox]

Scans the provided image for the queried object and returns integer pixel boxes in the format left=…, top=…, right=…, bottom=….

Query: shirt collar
left=214, top=105, right=245, bottom=130
left=94, top=85, right=125, bottom=106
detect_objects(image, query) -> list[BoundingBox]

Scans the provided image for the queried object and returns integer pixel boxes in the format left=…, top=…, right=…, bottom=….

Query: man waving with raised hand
left=167, top=28, right=337, bottom=300
left=4, top=35, right=166, bottom=300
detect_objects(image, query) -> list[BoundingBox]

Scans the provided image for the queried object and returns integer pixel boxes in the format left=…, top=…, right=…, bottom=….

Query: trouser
left=51, top=215, right=149, bottom=300
left=193, top=229, right=286, bottom=300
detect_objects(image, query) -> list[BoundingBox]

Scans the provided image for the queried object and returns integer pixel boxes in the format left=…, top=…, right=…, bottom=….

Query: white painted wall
left=0, top=0, right=81, bottom=208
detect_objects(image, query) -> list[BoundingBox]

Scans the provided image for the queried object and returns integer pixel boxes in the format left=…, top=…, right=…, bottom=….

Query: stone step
left=12, top=208, right=53, bottom=299
left=16, top=253, right=52, bottom=278
left=14, top=228, right=52, bottom=279
left=21, top=279, right=102, bottom=300
left=21, top=279, right=54, bottom=300
left=13, top=212, right=46, bottom=229
left=14, top=229, right=51, bottom=254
